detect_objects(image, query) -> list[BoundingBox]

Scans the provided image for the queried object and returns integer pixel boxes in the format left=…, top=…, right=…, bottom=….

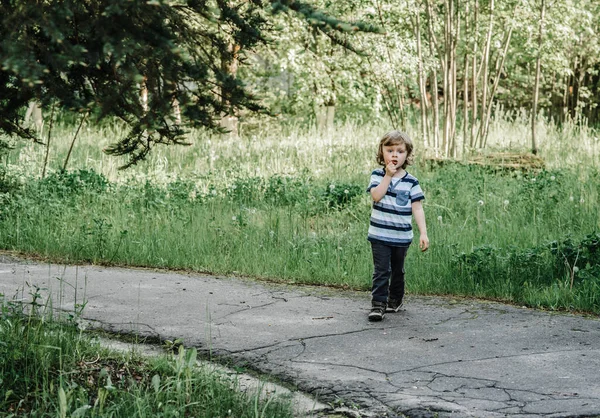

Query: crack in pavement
left=402, top=347, right=597, bottom=374
left=291, top=359, right=393, bottom=376
left=214, top=301, right=276, bottom=317
left=432, top=309, right=480, bottom=325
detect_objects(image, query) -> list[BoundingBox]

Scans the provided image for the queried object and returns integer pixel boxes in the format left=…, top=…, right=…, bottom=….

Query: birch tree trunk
left=431, top=71, right=440, bottom=155
left=41, top=102, right=55, bottom=179
left=449, top=0, right=459, bottom=156
left=531, top=0, right=546, bottom=155
left=463, top=0, right=470, bottom=156
left=562, top=73, right=569, bottom=123
left=477, top=0, right=495, bottom=148
left=470, top=0, right=479, bottom=149
left=442, top=0, right=450, bottom=155
left=482, top=22, right=514, bottom=148
left=413, top=8, right=430, bottom=148
left=424, top=0, right=443, bottom=155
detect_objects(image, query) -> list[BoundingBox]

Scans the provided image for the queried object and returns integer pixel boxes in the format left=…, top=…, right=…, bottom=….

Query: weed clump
left=0, top=292, right=294, bottom=417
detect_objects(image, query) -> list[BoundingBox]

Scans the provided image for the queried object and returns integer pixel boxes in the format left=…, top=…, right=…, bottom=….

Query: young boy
left=366, top=130, right=429, bottom=322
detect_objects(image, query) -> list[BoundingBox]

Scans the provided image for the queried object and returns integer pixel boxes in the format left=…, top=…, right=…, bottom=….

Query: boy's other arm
left=412, top=200, right=429, bottom=252
left=370, top=174, right=392, bottom=202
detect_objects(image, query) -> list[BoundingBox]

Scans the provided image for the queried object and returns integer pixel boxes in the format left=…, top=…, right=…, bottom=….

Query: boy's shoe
left=386, top=298, right=404, bottom=313
left=368, top=301, right=386, bottom=322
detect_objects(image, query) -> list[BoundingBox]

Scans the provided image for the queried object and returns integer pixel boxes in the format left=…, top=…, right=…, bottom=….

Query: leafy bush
left=39, top=169, right=109, bottom=198
left=321, top=182, right=362, bottom=209
left=452, top=232, right=600, bottom=302
left=263, top=174, right=313, bottom=207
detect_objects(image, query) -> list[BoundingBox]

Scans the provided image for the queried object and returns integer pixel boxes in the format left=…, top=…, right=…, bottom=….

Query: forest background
left=1, top=0, right=600, bottom=314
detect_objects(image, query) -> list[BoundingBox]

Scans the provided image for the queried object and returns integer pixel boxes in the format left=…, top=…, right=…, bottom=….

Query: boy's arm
left=370, top=163, right=400, bottom=202
left=370, top=174, right=393, bottom=202
left=412, top=200, right=429, bottom=252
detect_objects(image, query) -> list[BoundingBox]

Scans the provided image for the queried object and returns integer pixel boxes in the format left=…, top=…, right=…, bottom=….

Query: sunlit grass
left=6, top=111, right=599, bottom=183
left=1, top=113, right=599, bottom=312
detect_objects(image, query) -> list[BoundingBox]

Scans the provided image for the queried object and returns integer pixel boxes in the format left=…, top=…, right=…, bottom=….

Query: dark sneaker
left=368, top=301, right=386, bottom=322
left=386, top=298, right=403, bottom=313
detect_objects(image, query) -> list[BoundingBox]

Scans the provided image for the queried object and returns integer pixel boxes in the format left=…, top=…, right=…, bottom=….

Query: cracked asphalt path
left=1, top=256, right=599, bottom=417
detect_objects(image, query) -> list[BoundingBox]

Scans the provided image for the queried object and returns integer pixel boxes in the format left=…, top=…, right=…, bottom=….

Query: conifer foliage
left=0, top=0, right=373, bottom=167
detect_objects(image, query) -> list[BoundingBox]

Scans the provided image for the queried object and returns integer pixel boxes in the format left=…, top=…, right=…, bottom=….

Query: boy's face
left=382, top=143, right=407, bottom=169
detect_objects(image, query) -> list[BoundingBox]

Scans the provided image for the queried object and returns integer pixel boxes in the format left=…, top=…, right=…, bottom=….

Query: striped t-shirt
left=366, top=169, right=425, bottom=247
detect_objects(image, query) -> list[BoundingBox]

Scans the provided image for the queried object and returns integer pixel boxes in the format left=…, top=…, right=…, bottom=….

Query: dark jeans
left=371, top=241, right=408, bottom=303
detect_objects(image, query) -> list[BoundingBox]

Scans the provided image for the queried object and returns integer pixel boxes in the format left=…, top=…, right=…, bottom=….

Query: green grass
left=1, top=115, right=599, bottom=313
left=0, top=292, right=294, bottom=417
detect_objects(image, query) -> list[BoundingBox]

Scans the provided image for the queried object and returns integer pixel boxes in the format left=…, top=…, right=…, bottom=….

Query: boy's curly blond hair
left=376, top=130, right=414, bottom=169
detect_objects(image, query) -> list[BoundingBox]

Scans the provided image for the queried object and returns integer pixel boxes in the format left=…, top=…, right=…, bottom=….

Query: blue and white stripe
left=367, top=169, right=425, bottom=247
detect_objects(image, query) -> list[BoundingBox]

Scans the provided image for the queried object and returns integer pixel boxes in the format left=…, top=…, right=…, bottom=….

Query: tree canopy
left=0, top=0, right=378, bottom=167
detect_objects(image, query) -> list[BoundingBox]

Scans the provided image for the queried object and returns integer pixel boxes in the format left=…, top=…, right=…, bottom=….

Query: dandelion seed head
left=573, top=266, right=579, bottom=273
left=550, top=176, right=556, bottom=181
left=503, top=199, right=509, bottom=206
left=478, top=200, right=484, bottom=206
left=580, top=198, right=585, bottom=203
left=344, top=189, right=349, bottom=194
left=569, top=195, right=574, bottom=201
left=437, top=215, right=443, bottom=222
left=329, top=184, right=335, bottom=190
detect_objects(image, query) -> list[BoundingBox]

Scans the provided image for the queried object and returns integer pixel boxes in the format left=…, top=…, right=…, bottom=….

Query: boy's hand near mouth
left=385, top=160, right=399, bottom=177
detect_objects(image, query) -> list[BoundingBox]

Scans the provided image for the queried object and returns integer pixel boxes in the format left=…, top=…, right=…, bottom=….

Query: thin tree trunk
left=443, top=0, right=450, bottom=156
left=141, top=76, right=148, bottom=113
left=470, top=0, right=479, bottom=149
left=173, top=98, right=181, bottom=125
left=365, top=54, right=400, bottom=129
left=450, top=0, right=459, bottom=157
left=221, top=42, right=240, bottom=137
left=531, top=0, right=546, bottom=155
left=424, top=0, right=443, bottom=155
left=482, top=22, right=515, bottom=148
left=431, top=70, right=440, bottom=155
left=424, top=0, right=445, bottom=67
left=478, top=0, right=495, bottom=148
left=63, top=112, right=88, bottom=172
left=25, top=102, right=44, bottom=131
left=376, top=0, right=405, bottom=126
left=463, top=0, right=470, bottom=156
left=574, top=55, right=588, bottom=123
left=41, top=102, right=56, bottom=179
left=463, top=55, right=469, bottom=157
left=414, top=8, right=430, bottom=148
left=562, top=73, right=569, bottom=123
